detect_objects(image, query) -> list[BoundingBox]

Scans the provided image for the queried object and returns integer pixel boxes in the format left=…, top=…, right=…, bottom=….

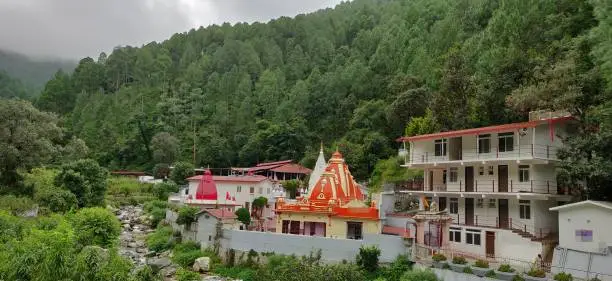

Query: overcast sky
left=0, top=0, right=344, bottom=60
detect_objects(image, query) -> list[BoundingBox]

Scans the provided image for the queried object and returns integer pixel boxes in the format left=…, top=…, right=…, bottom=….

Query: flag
left=421, top=195, right=429, bottom=209
left=226, top=191, right=231, bottom=201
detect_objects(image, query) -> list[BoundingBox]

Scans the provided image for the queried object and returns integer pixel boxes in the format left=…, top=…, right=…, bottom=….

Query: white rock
left=193, top=257, right=211, bottom=272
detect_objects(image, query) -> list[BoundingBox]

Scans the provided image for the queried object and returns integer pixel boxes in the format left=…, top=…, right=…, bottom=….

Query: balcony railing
left=451, top=214, right=556, bottom=240
left=394, top=180, right=568, bottom=195
left=407, top=144, right=560, bottom=165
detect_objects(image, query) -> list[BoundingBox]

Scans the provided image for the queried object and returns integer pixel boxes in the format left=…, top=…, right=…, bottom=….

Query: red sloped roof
left=203, top=209, right=237, bottom=220
left=382, top=226, right=412, bottom=238
left=255, top=160, right=293, bottom=167
left=187, top=175, right=269, bottom=183
left=270, top=163, right=312, bottom=174
left=397, top=116, right=573, bottom=142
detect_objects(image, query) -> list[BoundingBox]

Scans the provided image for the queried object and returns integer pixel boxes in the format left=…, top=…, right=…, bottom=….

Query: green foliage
left=400, top=269, right=439, bottom=281
left=176, top=206, right=199, bottom=226
left=71, top=207, right=121, bottom=248
left=0, top=99, right=63, bottom=193
left=152, top=182, right=179, bottom=200
left=0, top=210, right=26, bottom=243
left=176, top=268, right=200, bottom=281
left=153, top=163, right=171, bottom=179
left=405, top=110, right=440, bottom=137
left=432, top=253, right=447, bottom=262
left=134, top=265, right=162, bottom=281
left=485, top=270, right=496, bottom=278
left=356, top=245, right=381, bottom=272
left=0, top=49, right=74, bottom=92
left=370, top=157, right=422, bottom=192
left=146, top=226, right=175, bottom=252
left=498, top=264, right=515, bottom=273
left=379, top=255, right=413, bottom=281
left=474, top=259, right=489, bottom=268
left=170, top=162, right=194, bottom=185
left=0, top=70, right=30, bottom=98
left=280, top=180, right=300, bottom=199
left=144, top=200, right=168, bottom=227
left=527, top=267, right=546, bottom=278
left=463, top=267, right=473, bottom=274
left=151, top=132, right=179, bottom=164
left=452, top=256, right=467, bottom=265
left=513, top=274, right=526, bottom=281
left=73, top=245, right=134, bottom=281
left=554, top=272, right=573, bottom=281
left=0, top=195, right=37, bottom=215
left=171, top=242, right=220, bottom=269
left=55, top=159, right=108, bottom=208
left=235, top=207, right=251, bottom=226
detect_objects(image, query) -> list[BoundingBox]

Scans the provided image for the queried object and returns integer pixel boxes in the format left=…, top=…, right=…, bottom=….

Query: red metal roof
left=255, top=160, right=293, bottom=167
left=270, top=163, right=312, bottom=174
left=398, top=116, right=573, bottom=142
left=202, top=209, right=237, bottom=220
left=187, top=175, right=269, bottom=183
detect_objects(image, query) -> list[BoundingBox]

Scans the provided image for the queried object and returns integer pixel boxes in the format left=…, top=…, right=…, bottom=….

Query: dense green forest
left=0, top=49, right=75, bottom=94
left=29, top=0, right=612, bottom=198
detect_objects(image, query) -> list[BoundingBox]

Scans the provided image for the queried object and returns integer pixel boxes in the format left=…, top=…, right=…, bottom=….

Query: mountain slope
left=0, top=49, right=75, bottom=93
left=37, top=0, right=608, bottom=180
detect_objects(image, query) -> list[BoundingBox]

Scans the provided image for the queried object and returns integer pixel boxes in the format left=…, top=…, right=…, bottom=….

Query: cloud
left=0, top=0, right=343, bottom=60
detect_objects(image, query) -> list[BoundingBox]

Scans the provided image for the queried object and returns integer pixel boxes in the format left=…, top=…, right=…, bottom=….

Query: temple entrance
left=424, top=221, right=441, bottom=247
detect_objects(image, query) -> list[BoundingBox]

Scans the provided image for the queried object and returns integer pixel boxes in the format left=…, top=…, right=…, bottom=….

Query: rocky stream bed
left=115, top=205, right=238, bottom=281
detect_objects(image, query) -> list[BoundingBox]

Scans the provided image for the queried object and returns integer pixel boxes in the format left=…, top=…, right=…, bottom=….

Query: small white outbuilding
left=549, top=200, right=612, bottom=281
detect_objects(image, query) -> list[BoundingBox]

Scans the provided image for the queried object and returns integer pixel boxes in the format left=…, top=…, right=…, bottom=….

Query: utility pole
left=192, top=119, right=196, bottom=167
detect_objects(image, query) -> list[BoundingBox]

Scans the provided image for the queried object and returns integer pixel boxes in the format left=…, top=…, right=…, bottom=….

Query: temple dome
left=195, top=170, right=218, bottom=200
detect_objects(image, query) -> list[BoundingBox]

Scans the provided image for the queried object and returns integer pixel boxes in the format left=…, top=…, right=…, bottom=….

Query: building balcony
left=450, top=214, right=556, bottom=241
left=404, top=144, right=560, bottom=167
left=394, top=180, right=568, bottom=195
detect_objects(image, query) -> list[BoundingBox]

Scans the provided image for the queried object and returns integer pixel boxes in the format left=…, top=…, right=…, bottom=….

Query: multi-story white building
left=395, top=111, right=574, bottom=262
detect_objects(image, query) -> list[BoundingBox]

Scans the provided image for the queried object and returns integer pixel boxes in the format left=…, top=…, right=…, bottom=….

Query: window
left=435, top=139, right=447, bottom=156
left=443, top=170, right=447, bottom=184
left=237, top=186, right=242, bottom=192
left=519, top=200, right=531, bottom=219
left=498, top=132, right=514, bottom=152
left=249, top=186, right=255, bottom=194
left=479, top=166, right=484, bottom=176
left=488, top=166, right=494, bottom=175
left=519, top=165, right=530, bottom=182
left=347, top=222, right=363, bottom=240
left=258, top=187, right=263, bottom=194
left=476, top=199, right=484, bottom=208
left=208, top=235, right=212, bottom=241
left=449, top=168, right=458, bottom=182
left=575, top=230, right=593, bottom=242
left=449, top=227, right=461, bottom=242
left=450, top=198, right=459, bottom=214
left=466, top=229, right=481, bottom=245
left=282, top=220, right=289, bottom=234
left=478, top=134, right=491, bottom=154
left=488, top=199, right=496, bottom=208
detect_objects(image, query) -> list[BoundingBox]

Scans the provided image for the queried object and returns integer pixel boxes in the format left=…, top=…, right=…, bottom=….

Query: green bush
left=176, top=268, right=200, bottom=281
left=146, top=226, right=175, bottom=252
left=170, top=162, right=194, bottom=185
left=463, top=267, right=473, bottom=274
left=452, top=256, right=467, bottom=265
left=71, top=207, right=121, bottom=248
left=432, top=253, right=447, bottom=262
left=401, top=269, right=439, bottom=281
left=172, top=241, right=203, bottom=268
left=134, top=265, right=162, bottom=281
left=513, top=274, right=525, bottom=281
left=152, top=182, right=179, bottom=200
left=235, top=207, right=251, bottom=226
left=498, top=264, right=515, bottom=273
left=554, top=272, right=573, bottom=281
left=474, top=259, right=489, bottom=268
left=34, top=187, right=78, bottom=213
left=0, top=195, right=37, bottom=215
left=55, top=159, right=108, bottom=208
left=176, top=206, right=199, bottom=227
left=443, top=263, right=451, bottom=269
left=527, top=267, right=546, bottom=278
left=379, top=255, right=413, bottom=281
left=356, top=245, right=381, bottom=272
left=144, top=200, right=168, bottom=226
left=485, top=270, right=496, bottom=278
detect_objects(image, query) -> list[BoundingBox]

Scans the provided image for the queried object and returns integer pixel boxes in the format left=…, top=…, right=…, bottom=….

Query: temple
left=307, top=143, right=327, bottom=190
left=275, top=150, right=380, bottom=239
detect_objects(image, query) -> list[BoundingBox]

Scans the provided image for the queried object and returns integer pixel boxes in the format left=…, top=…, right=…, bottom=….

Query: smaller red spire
left=196, top=170, right=217, bottom=200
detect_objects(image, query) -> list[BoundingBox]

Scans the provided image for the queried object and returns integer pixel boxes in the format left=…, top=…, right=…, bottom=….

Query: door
left=439, top=197, right=447, bottom=211
left=486, top=231, right=495, bottom=258
left=498, top=199, right=509, bottom=228
left=428, top=171, right=434, bottom=191
left=290, top=221, right=300, bottom=235
left=498, top=165, right=508, bottom=192
left=465, top=198, right=474, bottom=225
left=465, top=167, right=474, bottom=192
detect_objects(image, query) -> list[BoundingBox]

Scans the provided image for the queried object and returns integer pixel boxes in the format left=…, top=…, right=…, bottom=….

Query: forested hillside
left=0, top=71, right=30, bottom=99
left=36, top=0, right=612, bottom=190
left=0, top=49, right=75, bottom=94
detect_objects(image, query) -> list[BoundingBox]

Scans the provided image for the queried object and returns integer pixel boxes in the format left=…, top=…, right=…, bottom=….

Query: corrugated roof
left=187, top=175, right=269, bottom=183
left=549, top=200, right=612, bottom=211
left=270, top=163, right=312, bottom=174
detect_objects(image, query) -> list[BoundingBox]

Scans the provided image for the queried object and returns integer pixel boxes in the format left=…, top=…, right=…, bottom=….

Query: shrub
left=356, top=245, right=381, bottom=272
left=527, top=267, right=546, bottom=278
left=464, top=267, right=473, bottom=274
left=176, top=268, right=200, bottom=281
left=144, top=200, right=168, bottom=227
left=55, top=159, right=108, bottom=208
left=172, top=241, right=203, bottom=268
left=485, top=270, right=497, bottom=278
left=34, top=187, right=78, bottom=213
left=474, top=259, right=489, bottom=268
left=443, top=263, right=450, bottom=269
left=146, top=226, right=174, bottom=252
left=554, top=272, right=573, bottom=281
left=432, top=253, right=447, bottom=262
left=152, top=182, right=179, bottom=200
left=153, top=163, right=171, bottom=179
left=498, top=264, right=515, bottom=273
left=380, top=254, right=413, bottom=281
left=401, top=269, right=439, bottom=281
left=134, top=265, right=162, bottom=281
left=513, top=274, right=525, bottom=281
left=176, top=206, right=199, bottom=227
left=71, top=207, right=121, bottom=248
left=235, top=207, right=251, bottom=226
left=452, top=256, right=467, bottom=264
left=170, top=162, right=194, bottom=185
left=0, top=195, right=37, bottom=215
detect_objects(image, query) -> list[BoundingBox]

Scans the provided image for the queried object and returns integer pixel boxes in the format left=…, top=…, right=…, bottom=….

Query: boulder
left=148, top=257, right=172, bottom=270
left=193, top=257, right=211, bottom=272
left=128, top=242, right=139, bottom=248
left=161, top=265, right=178, bottom=277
